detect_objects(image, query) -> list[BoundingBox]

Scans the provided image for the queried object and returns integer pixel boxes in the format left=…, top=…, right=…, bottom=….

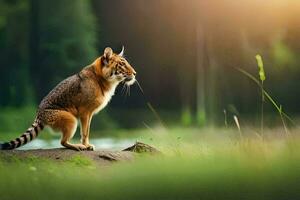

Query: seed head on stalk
left=256, top=54, right=266, bottom=82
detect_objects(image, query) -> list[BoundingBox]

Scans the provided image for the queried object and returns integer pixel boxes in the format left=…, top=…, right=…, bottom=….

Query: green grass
left=0, top=128, right=299, bottom=200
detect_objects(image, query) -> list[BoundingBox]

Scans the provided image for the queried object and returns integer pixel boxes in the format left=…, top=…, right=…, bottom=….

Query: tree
left=30, top=0, right=97, bottom=101
left=0, top=0, right=32, bottom=107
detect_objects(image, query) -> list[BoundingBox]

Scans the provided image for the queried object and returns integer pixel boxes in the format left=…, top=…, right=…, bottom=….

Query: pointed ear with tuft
left=118, top=46, right=124, bottom=57
left=102, top=47, right=113, bottom=66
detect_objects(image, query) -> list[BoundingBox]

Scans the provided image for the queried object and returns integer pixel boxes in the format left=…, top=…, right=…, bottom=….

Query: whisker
left=125, top=84, right=129, bottom=98
left=135, top=78, right=167, bottom=129
left=121, top=83, right=126, bottom=96
left=135, top=79, right=144, bottom=95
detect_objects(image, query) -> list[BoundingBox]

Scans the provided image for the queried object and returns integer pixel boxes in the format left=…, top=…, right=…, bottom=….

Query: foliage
left=0, top=106, right=36, bottom=133
left=181, top=106, right=192, bottom=126
left=0, top=129, right=299, bottom=200
left=0, top=0, right=33, bottom=106
left=272, top=37, right=297, bottom=69
left=31, top=0, right=97, bottom=100
left=0, top=0, right=97, bottom=106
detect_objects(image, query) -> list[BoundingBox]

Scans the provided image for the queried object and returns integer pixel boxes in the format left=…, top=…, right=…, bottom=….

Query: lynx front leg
left=80, top=114, right=95, bottom=151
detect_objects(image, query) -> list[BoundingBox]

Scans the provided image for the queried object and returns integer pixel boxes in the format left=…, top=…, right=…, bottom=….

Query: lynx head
left=100, top=47, right=136, bottom=86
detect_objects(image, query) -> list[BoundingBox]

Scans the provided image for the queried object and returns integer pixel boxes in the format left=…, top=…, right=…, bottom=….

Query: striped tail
left=0, top=119, right=44, bottom=150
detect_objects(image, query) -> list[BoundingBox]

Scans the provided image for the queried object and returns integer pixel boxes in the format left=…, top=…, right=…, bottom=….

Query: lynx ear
left=118, top=46, right=124, bottom=57
left=102, top=47, right=113, bottom=65
left=103, top=47, right=113, bottom=59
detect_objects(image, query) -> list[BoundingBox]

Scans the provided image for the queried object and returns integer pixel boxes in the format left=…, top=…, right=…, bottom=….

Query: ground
left=0, top=127, right=299, bottom=200
left=0, top=142, right=160, bottom=165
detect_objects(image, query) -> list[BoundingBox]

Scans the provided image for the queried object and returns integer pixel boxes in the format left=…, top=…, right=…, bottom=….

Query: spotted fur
left=0, top=47, right=136, bottom=151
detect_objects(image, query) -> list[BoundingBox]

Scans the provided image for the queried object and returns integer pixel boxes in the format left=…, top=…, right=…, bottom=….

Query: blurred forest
left=0, top=0, right=300, bottom=128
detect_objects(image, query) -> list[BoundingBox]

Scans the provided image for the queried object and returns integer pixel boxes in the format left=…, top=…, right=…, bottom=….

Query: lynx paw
left=85, top=144, right=95, bottom=151
left=74, top=144, right=88, bottom=151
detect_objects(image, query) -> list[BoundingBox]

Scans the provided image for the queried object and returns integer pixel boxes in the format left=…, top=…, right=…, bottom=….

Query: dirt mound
left=0, top=142, right=160, bottom=165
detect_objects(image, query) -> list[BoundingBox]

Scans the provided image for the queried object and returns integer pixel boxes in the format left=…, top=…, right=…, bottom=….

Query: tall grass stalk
left=256, top=55, right=266, bottom=136
left=237, top=68, right=292, bottom=136
left=279, top=105, right=289, bottom=136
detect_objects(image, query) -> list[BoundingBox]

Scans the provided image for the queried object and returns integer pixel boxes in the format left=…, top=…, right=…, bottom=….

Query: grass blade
left=237, top=68, right=295, bottom=132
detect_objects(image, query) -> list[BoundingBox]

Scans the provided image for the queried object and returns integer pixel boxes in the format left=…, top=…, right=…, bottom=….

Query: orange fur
left=1, top=47, right=136, bottom=151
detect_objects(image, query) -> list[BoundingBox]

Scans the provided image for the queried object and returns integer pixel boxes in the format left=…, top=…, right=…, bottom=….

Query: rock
left=122, top=142, right=161, bottom=154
